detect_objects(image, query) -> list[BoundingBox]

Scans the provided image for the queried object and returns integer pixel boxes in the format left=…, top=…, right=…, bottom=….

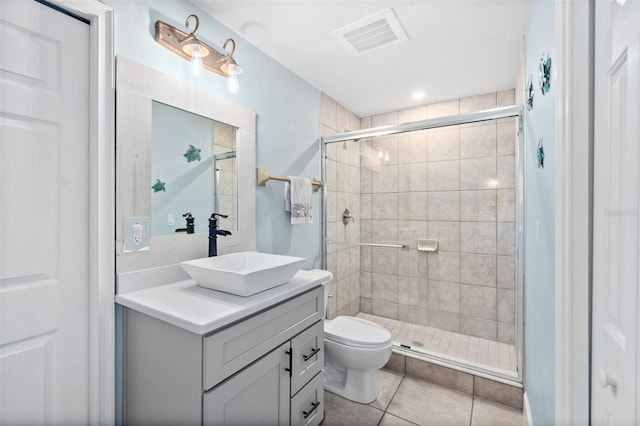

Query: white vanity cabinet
left=123, top=285, right=325, bottom=426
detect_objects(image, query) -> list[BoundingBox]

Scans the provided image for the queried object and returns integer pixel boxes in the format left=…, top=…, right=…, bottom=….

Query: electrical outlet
left=124, top=217, right=150, bottom=253
left=168, top=214, right=175, bottom=226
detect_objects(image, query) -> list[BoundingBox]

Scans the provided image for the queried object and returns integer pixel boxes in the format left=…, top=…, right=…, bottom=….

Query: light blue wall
left=105, top=0, right=323, bottom=267
left=524, top=1, right=555, bottom=424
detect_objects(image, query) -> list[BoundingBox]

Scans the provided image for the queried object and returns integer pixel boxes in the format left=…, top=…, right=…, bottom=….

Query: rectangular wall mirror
left=151, top=101, right=237, bottom=236
left=116, top=56, right=256, bottom=273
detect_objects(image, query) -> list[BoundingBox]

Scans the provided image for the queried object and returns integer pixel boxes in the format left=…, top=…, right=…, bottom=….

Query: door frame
left=44, top=0, right=115, bottom=423
left=553, top=1, right=593, bottom=425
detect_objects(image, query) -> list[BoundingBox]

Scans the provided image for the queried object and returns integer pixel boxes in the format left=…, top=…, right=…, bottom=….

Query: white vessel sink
left=180, top=252, right=306, bottom=296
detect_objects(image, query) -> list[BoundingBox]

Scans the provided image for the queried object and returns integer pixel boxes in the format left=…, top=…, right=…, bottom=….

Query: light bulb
left=227, top=73, right=239, bottom=94
left=190, top=44, right=203, bottom=77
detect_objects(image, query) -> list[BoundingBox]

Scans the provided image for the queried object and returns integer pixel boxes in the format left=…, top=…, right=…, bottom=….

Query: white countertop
left=116, top=268, right=331, bottom=335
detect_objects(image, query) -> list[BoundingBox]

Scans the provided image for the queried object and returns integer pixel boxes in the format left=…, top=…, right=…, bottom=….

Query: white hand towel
left=284, top=181, right=292, bottom=212
left=285, top=176, right=313, bottom=224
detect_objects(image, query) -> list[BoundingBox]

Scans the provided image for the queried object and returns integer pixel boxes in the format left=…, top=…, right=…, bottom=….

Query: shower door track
left=319, top=104, right=525, bottom=384
left=321, top=105, right=523, bottom=144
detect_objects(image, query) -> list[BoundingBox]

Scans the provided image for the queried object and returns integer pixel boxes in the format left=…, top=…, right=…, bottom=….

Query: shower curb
left=385, top=351, right=523, bottom=410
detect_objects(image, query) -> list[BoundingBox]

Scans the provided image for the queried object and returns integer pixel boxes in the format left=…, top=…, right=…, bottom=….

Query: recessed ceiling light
left=412, top=92, right=425, bottom=100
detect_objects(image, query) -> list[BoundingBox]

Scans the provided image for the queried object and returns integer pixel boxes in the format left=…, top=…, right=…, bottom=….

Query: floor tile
left=369, top=369, right=404, bottom=411
left=379, top=413, right=419, bottom=426
left=386, top=377, right=473, bottom=426
left=471, top=398, right=523, bottom=426
left=323, top=391, right=384, bottom=426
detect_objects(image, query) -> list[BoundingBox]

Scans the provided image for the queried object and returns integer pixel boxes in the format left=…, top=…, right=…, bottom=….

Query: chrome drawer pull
left=302, top=401, right=320, bottom=419
left=302, top=347, right=320, bottom=361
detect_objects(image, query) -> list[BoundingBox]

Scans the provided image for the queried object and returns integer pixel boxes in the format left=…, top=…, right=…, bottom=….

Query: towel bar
left=256, top=167, right=322, bottom=192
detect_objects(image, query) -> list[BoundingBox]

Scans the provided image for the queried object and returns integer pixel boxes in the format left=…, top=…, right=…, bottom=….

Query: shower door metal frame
left=320, top=105, right=525, bottom=384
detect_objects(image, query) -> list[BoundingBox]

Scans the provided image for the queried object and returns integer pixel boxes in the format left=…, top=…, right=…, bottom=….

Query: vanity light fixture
left=155, top=15, right=243, bottom=92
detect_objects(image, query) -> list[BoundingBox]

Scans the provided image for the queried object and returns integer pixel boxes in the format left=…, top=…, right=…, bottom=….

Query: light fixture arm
left=180, top=14, right=200, bottom=44
left=223, top=38, right=236, bottom=56
left=185, top=14, right=200, bottom=35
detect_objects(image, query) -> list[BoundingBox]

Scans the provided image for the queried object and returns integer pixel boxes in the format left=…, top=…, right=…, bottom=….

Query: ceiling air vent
left=332, top=8, right=408, bottom=55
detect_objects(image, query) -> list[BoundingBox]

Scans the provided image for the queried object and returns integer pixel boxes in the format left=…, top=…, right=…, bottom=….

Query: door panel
left=204, top=342, right=291, bottom=426
left=0, top=333, right=56, bottom=425
left=592, top=0, right=640, bottom=424
left=0, top=1, right=90, bottom=424
left=1, top=119, right=59, bottom=280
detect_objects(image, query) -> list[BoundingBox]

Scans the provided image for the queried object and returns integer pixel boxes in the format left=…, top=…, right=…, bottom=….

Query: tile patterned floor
left=323, top=369, right=523, bottom=426
left=356, top=313, right=517, bottom=375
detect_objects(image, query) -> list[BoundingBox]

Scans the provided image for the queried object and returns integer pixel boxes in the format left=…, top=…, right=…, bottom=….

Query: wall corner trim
left=554, top=0, right=592, bottom=425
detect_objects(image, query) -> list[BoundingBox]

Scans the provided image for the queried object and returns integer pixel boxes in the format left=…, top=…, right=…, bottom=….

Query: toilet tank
left=308, top=269, right=333, bottom=318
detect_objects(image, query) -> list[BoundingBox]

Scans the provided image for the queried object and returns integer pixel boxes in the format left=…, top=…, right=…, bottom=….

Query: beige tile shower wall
left=358, top=90, right=518, bottom=344
left=321, top=93, right=361, bottom=318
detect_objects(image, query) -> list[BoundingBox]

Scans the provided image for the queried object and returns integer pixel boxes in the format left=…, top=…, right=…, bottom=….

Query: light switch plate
left=124, top=217, right=150, bottom=253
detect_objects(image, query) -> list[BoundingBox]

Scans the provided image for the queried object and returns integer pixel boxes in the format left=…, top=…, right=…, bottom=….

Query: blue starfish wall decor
left=526, top=74, right=534, bottom=111
left=539, top=52, right=552, bottom=95
left=537, top=138, right=545, bottom=169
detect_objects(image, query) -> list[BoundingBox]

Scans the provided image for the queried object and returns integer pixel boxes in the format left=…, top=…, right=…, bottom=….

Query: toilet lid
left=325, top=316, right=391, bottom=348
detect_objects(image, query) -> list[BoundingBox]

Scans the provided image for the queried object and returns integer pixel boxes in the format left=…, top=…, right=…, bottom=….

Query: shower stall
left=321, top=104, right=524, bottom=383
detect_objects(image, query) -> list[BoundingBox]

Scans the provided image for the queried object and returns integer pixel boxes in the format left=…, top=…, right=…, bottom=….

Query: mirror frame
left=115, top=56, right=256, bottom=272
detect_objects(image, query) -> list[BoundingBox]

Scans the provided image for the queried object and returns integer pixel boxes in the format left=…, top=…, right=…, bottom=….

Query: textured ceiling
left=194, top=0, right=531, bottom=117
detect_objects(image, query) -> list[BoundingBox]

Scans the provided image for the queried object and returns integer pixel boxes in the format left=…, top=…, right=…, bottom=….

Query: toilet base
left=324, top=367, right=378, bottom=404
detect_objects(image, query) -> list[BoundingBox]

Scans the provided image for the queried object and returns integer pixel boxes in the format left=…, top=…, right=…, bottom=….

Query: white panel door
left=592, top=0, right=640, bottom=424
left=0, top=1, right=90, bottom=424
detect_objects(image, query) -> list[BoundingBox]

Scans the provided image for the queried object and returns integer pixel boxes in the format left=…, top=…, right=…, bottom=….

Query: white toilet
left=321, top=277, right=392, bottom=404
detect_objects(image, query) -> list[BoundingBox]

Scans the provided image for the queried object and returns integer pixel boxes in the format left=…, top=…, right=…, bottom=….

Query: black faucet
left=175, top=212, right=195, bottom=234
left=209, top=213, right=232, bottom=256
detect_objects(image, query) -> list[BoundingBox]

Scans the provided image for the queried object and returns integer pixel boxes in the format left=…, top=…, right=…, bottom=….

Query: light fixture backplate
left=155, top=20, right=230, bottom=77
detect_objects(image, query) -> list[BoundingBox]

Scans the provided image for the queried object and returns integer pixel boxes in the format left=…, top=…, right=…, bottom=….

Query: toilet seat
left=325, top=316, right=391, bottom=349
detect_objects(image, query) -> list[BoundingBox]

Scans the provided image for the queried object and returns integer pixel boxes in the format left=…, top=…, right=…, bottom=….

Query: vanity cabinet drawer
left=290, top=320, right=324, bottom=396
left=203, top=286, right=323, bottom=390
left=290, top=371, right=324, bottom=426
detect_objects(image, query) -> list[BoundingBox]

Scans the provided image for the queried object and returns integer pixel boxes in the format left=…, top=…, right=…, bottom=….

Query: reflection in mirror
left=213, top=147, right=237, bottom=232
left=151, top=101, right=237, bottom=236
